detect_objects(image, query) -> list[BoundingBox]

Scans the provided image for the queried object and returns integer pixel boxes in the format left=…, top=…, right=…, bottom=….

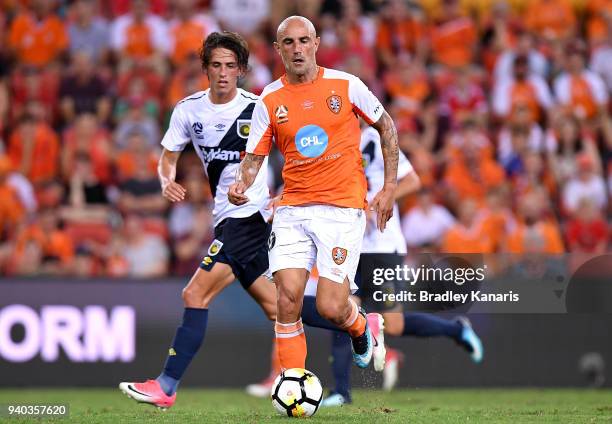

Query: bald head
left=277, top=16, right=316, bottom=41
left=274, top=15, right=320, bottom=83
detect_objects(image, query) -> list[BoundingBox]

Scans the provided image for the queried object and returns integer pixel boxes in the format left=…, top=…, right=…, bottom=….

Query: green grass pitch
left=0, top=388, right=611, bottom=423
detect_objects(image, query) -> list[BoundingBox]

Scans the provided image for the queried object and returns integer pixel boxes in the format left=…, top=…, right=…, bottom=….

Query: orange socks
left=275, top=319, right=307, bottom=370
left=340, top=299, right=366, bottom=338
left=268, top=339, right=282, bottom=378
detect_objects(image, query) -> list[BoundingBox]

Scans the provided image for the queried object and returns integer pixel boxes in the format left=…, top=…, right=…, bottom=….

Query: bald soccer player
left=229, top=16, right=399, bottom=371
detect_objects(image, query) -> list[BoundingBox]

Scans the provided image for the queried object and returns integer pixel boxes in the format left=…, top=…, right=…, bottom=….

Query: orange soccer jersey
left=247, top=67, right=384, bottom=209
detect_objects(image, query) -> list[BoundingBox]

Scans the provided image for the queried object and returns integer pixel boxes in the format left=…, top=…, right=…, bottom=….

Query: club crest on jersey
left=327, top=95, right=342, bottom=114
left=237, top=119, right=251, bottom=138
left=332, top=247, right=347, bottom=265
left=275, top=105, right=289, bottom=124
left=208, top=239, right=223, bottom=256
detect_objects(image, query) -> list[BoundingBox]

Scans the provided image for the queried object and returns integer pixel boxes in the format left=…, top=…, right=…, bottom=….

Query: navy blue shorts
left=199, top=212, right=271, bottom=289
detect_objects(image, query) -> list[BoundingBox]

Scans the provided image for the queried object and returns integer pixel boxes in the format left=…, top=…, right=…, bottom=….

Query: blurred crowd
left=1, top=0, right=612, bottom=278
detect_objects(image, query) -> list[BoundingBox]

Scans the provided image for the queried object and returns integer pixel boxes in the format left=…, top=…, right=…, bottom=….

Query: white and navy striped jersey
left=161, top=88, right=270, bottom=226
left=360, top=126, right=414, bottom=254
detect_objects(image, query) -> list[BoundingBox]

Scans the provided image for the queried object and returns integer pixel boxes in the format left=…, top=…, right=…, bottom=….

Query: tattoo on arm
left=372, top=111, right=399, bottom=185
left=236, top=153, right=266, bottom=188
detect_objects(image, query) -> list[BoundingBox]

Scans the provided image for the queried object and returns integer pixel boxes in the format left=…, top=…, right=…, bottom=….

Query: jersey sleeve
left=246, top=98, right=274, bottom=156
left=161, top=105, right=191, bottom=151
left=348, top=76, right=385, bottom=125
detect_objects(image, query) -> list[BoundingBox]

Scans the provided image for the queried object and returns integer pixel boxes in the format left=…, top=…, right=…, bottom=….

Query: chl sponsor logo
left=199, top=146, right=241, bottom=163
left=295, top=125, right=329, bottom=158
left=0, top=305, right=135, bottom=363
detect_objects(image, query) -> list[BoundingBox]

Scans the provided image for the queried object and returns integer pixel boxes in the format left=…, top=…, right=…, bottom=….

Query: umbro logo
left=214, top=123, right=226, bottom=131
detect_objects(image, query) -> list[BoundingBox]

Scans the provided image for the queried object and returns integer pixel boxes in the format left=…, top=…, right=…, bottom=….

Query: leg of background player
left=328, top=332, right=353, bottom=403
left=119, top=263, right=235, bottom=408
left=322, top=312, right=484, bottom=405
left=157, top=265, right=235, bottom=395
left=379, top=313, right=483, bottom=391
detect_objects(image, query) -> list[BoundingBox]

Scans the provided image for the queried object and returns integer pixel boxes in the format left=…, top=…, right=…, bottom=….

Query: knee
left=182, top=286, right=209, bottom=308
left=277, top=285, right=302, bottom=317
left=263, top=301, right=277, bottom=321
left=316, top=297, right=346, bottom=322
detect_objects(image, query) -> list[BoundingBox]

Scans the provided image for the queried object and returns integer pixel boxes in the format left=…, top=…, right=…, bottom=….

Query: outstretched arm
left=228, top=153, right=266, bottom=205
left=369, top=111, right=399, bottom=230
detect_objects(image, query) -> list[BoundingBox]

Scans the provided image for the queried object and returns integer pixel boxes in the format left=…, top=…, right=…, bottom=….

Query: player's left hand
left=228, top=181, right=250, bottom=205
left=370, top=183, right=396, bottom=232
left=265, top=195, right=282, bottom=222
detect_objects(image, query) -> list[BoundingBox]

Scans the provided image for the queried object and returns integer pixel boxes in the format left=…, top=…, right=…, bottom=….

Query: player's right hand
left=228, top=182, right=250, bottom=205
left=162, top=181, right=186, bottom=202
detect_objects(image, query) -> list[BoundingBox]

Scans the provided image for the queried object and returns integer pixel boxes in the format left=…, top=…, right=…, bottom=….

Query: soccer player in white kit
left=321, top=127, right=484, bottom=406
left=119, top=31, right=278, bottom=410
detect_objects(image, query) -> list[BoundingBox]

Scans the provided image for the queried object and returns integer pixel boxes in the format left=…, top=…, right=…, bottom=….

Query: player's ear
left=273, top=41, right=280, bottom=55
left=314, top=36, right=320, bottom=52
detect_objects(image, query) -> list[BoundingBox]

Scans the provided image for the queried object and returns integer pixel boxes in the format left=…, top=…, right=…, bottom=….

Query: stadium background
left=0, top=0, right=611, bottom=390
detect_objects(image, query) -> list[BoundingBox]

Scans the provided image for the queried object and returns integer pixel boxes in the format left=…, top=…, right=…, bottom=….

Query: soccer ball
left=271, top=368, right=323, bottom=417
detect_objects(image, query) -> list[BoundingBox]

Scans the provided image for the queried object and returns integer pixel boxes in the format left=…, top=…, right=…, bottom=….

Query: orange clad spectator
left=492, top=55, right=554, bottom=123
left=505, top=192, right=565, bottom=253
left=441, top=199, right=494, bottom=253
left=7, top=0, right=68, bottom=67
left=168, top=0, right=219, bottom=67
left=446, top=120, right=495, bottom=163
left=524, top=0, right=576, bottom=41
left=384, top=60, right=430, bottom=120
left=110, top=0, right=168, bottom=61
left=585, top=0, right=612, bottom=44
left=376, top=0, right=428, bottom=68
left=14, top=208, right=75, bottom=266
left=114, top=131, right=158, bottom=182
left=430, top=0, right=477, bottom=68
left=554, top=42, right=608, bottom=121
left=444, top=123, right=506, bottom=204
left=444, top=159, right=506, bottom=203
left=0, top=156, right=25, bottom=235
left=8, top=116, right=59, bottom=184
left=476, top=190, right=517, bottom=252
left=61, top=114, right=113, bottom=184
left=167, top=53, right=210, bottom=108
